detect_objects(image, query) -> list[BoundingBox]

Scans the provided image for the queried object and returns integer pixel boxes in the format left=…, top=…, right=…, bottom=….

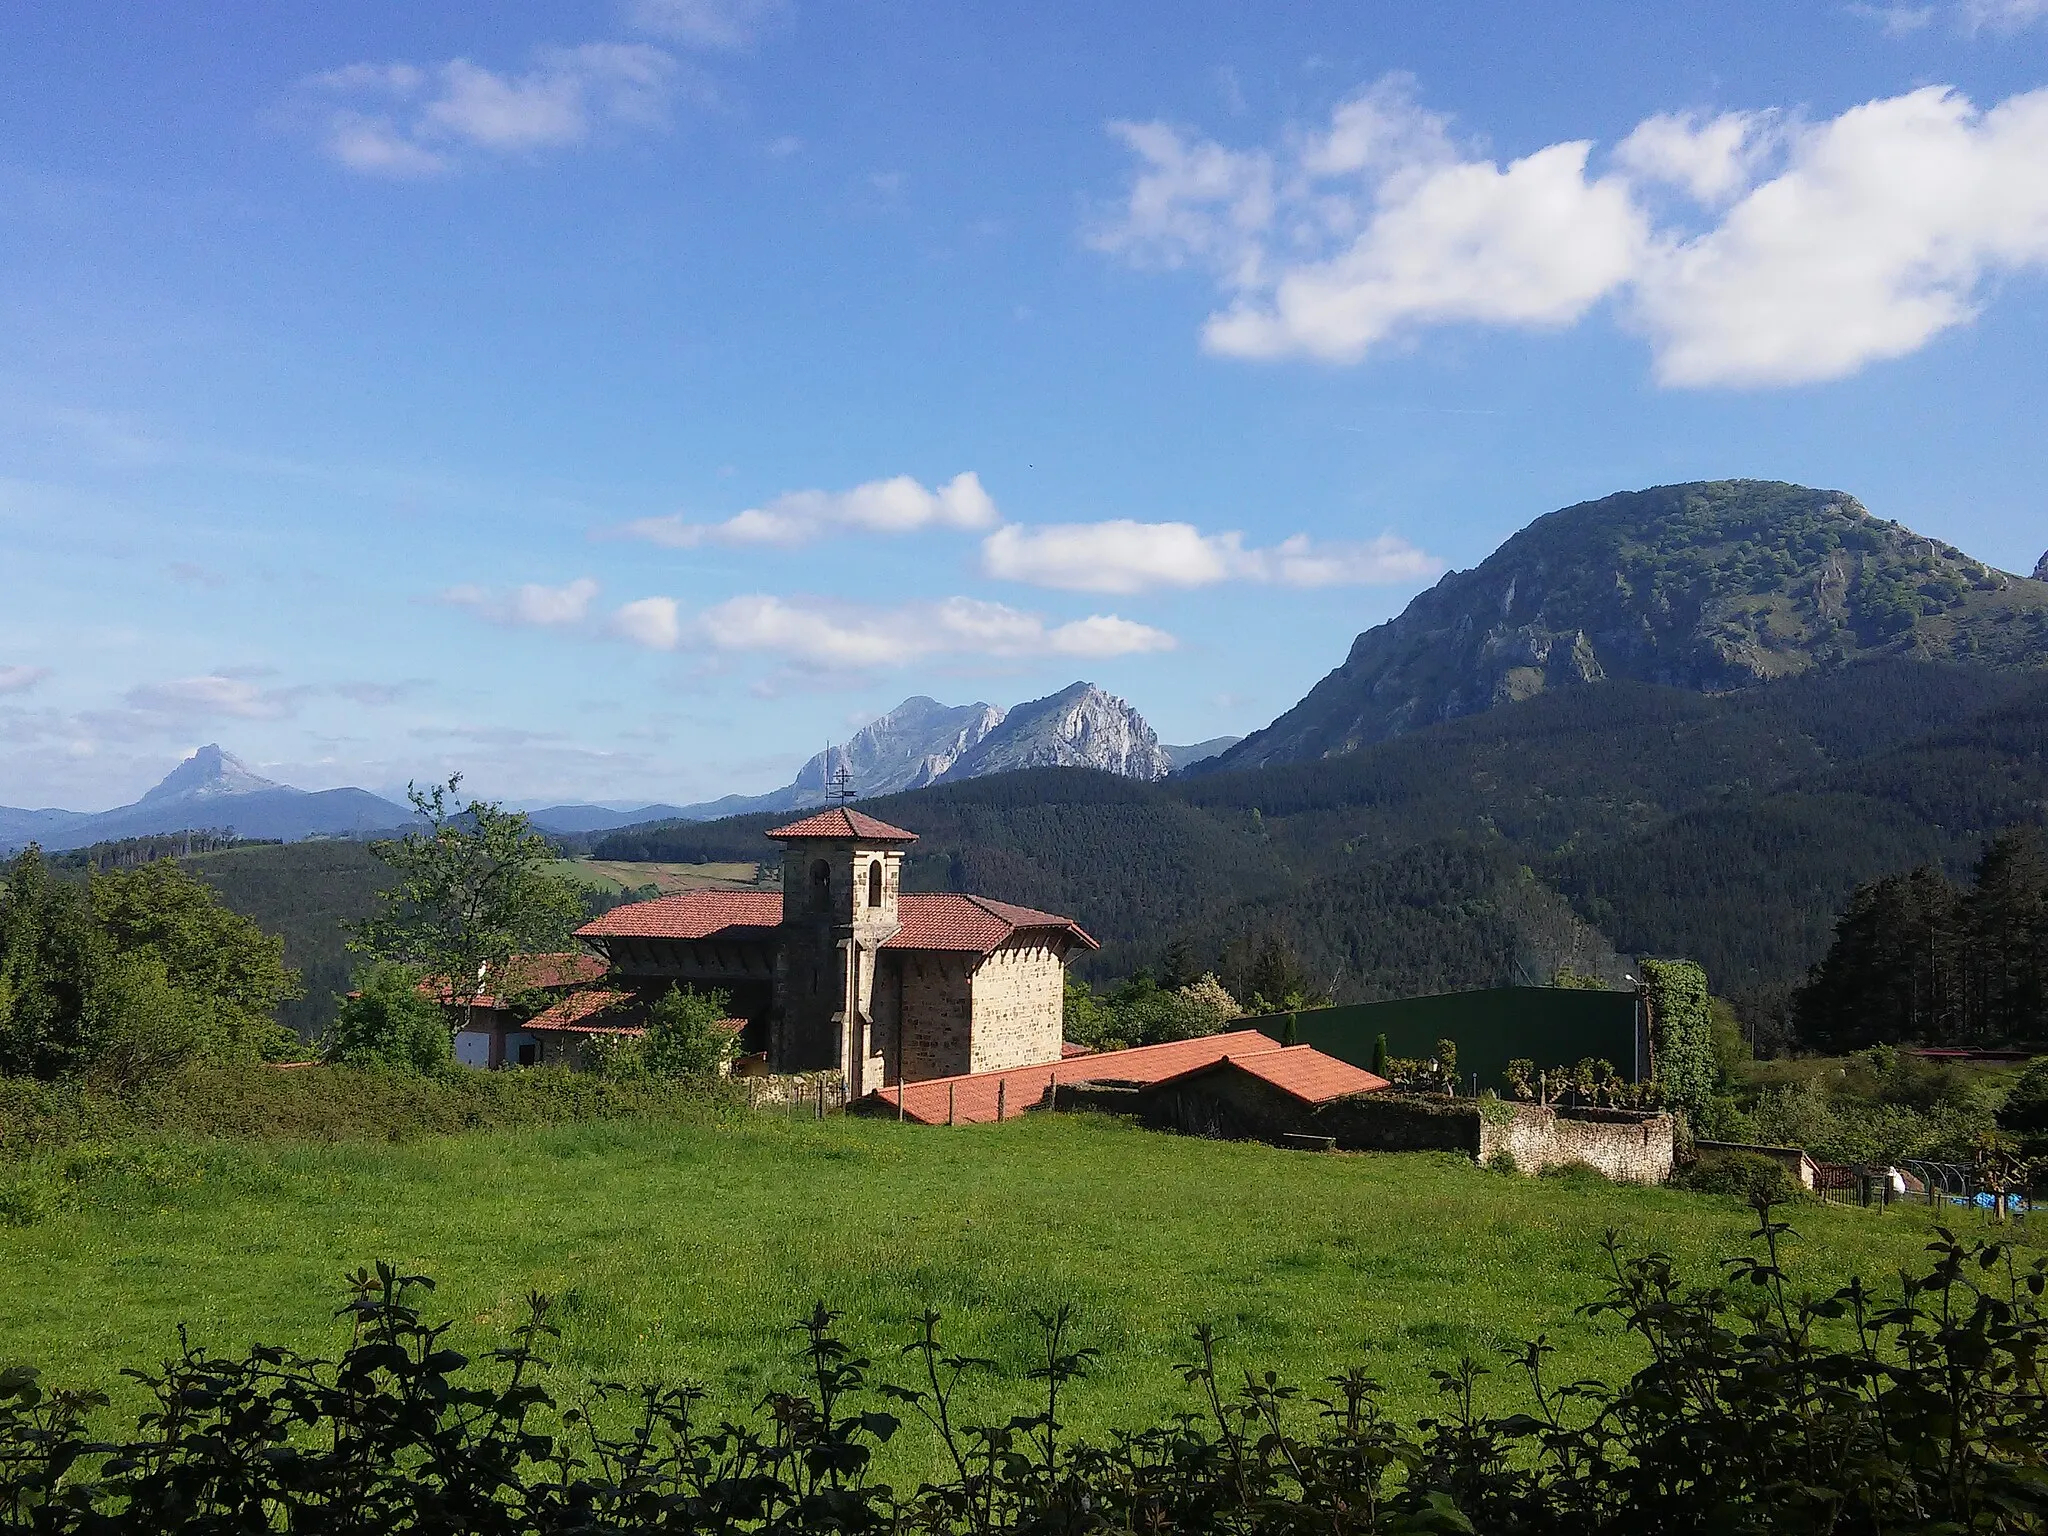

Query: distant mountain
left=945, top=682, right=1172, bottom=782
left=556, top=684, right=1171, bottom=832
left=521, top=803, right=699, bottom=835
left=797, top=697, right=1006, bottom=798
left=1208, top=480, right=2048, bottom=773
left=2037, top=549, right=2048, bottom=582
left=1163, top=736, right=1241, bottom=771
left=0, top=745, right=413, bottom=853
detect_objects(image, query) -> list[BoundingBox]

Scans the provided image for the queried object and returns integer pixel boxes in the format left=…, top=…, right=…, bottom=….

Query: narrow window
left=810, top=858, right=831, bottom=911
left=867, top=859, right=883, bottom=908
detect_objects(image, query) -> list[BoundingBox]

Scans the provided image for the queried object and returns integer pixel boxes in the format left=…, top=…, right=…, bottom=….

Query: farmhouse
left=573, top=808, right=1097, bottom=1096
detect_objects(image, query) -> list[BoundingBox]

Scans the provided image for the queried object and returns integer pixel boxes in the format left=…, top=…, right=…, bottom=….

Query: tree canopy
left=351, top=777, right=584, bottom=1013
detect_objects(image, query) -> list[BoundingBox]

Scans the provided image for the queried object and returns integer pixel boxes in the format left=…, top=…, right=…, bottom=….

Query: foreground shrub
left=1673, top=1148, right=1803, bottom=1205
left=2, top=1207, right=2046, bottom=1532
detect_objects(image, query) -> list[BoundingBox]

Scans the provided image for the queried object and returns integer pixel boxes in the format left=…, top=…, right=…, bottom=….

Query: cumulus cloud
left=617, top=472, right=999, bottom=549
left=306, top=43, right=680, bottom=175
left=611, top=593, right=1175, bottom=668
left=442, top=577, right=600, bottom=626
left=0, top=665, right=50, bottom=695
left=125, top=675, right=303, bottom=721
left=981, top=521, right=1441, bottom=593
left=1095, top=77, right=2048, bottom=386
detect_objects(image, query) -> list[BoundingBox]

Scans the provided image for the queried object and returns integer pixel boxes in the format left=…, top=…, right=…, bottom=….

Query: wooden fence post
left=996, top=1079, right=1006, bottom=1123
left=947, top=1082, right=956, bottom=1126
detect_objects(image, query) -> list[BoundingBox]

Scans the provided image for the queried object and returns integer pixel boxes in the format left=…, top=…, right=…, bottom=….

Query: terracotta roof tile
left=864, top=1030, right=1286, bottom=1124
left=420, top=950, right=608, bottom=1008
left=526, top=988, right=637, bottom=1030
left=885, top=893, right=1098, bottom=954
left=575, top=888, right=1095, bottom=955
left=766, top=808, right=919, bottom=842
left=1153, top=1045, right=1390, bottom=1104
left=577, top=890, right=783, bottom=940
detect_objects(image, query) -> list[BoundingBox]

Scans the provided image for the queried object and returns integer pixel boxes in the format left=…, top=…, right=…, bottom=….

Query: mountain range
left=521, top=682, right=1236, bottom=832
left=1, top=686, right=1236, bottom=851
left=0, top=746, right=412, bottom=854
left=588, top=481, right=2048, bottom=1047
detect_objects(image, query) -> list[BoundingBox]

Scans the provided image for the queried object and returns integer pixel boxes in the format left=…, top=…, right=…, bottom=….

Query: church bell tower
left=764, top=807, right=915, bottom=1087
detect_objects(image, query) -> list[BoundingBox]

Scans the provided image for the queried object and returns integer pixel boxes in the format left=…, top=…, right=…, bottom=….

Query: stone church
left=574, top=807, right=1096, bottom=1096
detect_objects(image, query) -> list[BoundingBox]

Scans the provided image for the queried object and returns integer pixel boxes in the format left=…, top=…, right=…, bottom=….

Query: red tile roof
left=420, top=951, right=608, bottom=1008
left=766, top=808, right=920, bottom=842
left=575, top=889, right=1095, bottom=955
left=577, top=890, right=783, bottom=940
left=1151, top=1044, right=1390, bottom=1104
left=864, top=1030, right=1287, bottom=1125
left=887, top=893, right=1098, bottom=954
left=526, top=988, right=639, bottom=1031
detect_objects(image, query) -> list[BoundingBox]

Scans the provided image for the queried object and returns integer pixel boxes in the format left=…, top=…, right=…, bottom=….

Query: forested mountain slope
left=1209, top=480, right=2048, bottom=772
left=595, top=659, right=2048, bottom=1037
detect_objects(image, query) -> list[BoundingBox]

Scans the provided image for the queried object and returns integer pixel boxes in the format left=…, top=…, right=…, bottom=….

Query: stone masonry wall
left=897, top=952, right=973, bottom=1080
left=967, top=941, right=1066, bottom=1074
left=1479, top=1103, right=1674, bottom=1184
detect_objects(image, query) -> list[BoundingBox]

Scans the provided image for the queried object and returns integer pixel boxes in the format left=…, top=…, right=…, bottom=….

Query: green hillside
left=175, top=840, right=395, bottom=1038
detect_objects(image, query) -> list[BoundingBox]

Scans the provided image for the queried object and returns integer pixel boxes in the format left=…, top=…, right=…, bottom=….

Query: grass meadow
left=0, top=1104, right=2002, bottom=1474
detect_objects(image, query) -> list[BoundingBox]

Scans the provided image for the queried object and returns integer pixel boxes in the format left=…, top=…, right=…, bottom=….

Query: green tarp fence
left=1245, top=986, right=1643, bottom=1097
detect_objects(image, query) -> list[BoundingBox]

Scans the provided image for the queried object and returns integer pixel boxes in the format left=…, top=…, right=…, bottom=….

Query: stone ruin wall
left=1478, top=1103, right=1675, bottom=1184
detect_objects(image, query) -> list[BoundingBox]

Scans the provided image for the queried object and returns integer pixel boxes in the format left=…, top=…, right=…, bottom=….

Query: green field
left=0, top=1107, right=1989, bottom=1472
left=550, top=857, right=764, bottom=894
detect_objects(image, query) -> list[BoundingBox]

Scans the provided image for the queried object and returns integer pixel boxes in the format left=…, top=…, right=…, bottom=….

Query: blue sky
left=3, top=0, right=2046, bottom=811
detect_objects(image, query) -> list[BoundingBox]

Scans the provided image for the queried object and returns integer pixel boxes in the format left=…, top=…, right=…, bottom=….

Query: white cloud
left=1961, top=0, right=2048, bottom=30
left=618, top=471, right=999, bottom=549
left=307, top=43, right=678, bottom=176
left=442, top=577, right=600, bottom=626
left=612, top=595, right=683, bottom=650
left=1846, top=3, right=1938, bottom=34
left=1615, top=111, right=1778, bottom=204
left=611, top=593, right=1175, bottom=668
left=981, top=520, right=1441, bottom=593
left=1096, top=78, right=2048, bottom=386
left=626, top=0, right=789, bottom=48
left=1638, top=86, right=2048, bottom=385
left=126, top=675, right=300, bottom=721
left=0, top=665, right=50, bottom=695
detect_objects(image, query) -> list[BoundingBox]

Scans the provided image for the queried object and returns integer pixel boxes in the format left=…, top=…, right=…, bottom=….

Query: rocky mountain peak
left=1205, top=479, right=2048, bottom=774
left=138, top=744, right=283, bottom=804
left=947, top=681, right=1173, bottom=781
left=788, top=697, right=1006, bottom=801
left=2035, top=550, right=2047, bottom=582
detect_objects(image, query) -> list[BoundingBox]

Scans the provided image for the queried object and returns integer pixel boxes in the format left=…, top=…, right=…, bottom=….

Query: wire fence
left=1810, top=1158, right=2031, bottom=1220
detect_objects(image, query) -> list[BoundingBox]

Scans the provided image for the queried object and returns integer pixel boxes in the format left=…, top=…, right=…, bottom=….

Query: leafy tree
left=1997, top=1058, right=2048, bottom=1158
left=323, top=964, right=452, bottom=1074
left=1642, top=958, right=1715, bottom=1122
left=642, top=984, right=740, bottom=1079
left=90, top=859, right=301, bottom=1061
left=350, top=777, right=585, bottom=1024
left=0, top=849, right=107, bottom=1079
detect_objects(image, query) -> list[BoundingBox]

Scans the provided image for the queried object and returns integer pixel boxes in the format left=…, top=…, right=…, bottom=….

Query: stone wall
left=1310, top=1094, right=1481, bottom=1154
left=896, top=951, right=974, bottom=1080
left=968, top=941, right=1066, bottom=1074
left=1478, top=1103, right=1674, bottom=1184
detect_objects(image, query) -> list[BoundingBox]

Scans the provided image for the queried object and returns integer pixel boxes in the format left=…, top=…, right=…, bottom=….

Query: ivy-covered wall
left=1642, top=958, right=1714, bottom=1120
